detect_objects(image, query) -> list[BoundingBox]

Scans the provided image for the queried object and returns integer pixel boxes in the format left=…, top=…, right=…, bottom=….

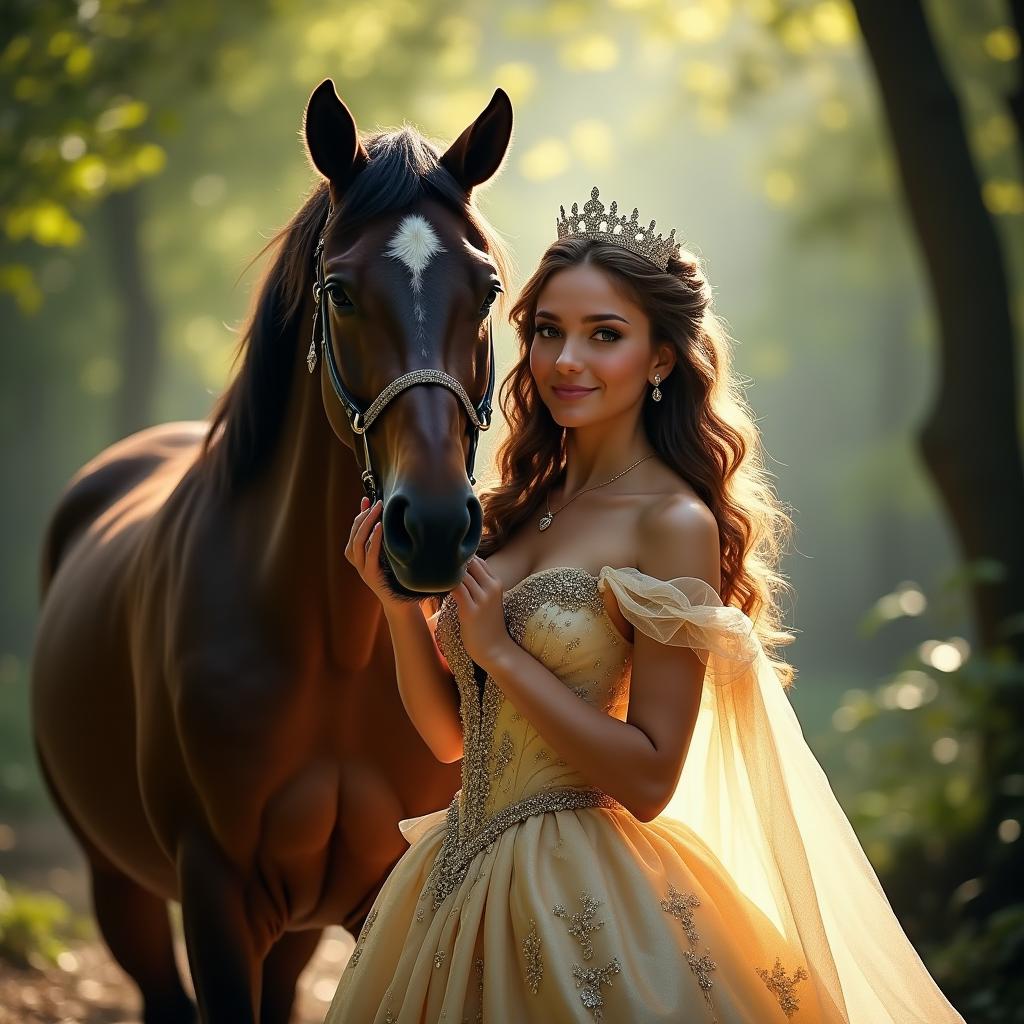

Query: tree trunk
left=103, top=185, right=160, bottom=438
left=853, top=0, right=1024, bottom=660
left=853, top=0, right=1024, bottom=928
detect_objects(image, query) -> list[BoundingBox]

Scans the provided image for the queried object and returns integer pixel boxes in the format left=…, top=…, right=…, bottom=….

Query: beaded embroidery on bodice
left=428, top=566, right=635, bottom=908
left=436, top=568, right=632, bottom=794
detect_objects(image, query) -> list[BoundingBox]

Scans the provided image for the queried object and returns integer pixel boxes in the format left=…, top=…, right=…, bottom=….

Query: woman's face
left=529, top=263, right=658, bottom=425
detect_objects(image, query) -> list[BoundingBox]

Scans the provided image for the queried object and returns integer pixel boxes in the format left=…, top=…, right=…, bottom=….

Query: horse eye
left=480, top=283, right=503, bottom=317
left=326, top=285, right=352, bottom=308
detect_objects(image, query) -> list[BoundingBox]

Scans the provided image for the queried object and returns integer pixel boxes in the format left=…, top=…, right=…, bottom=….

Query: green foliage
left=0, top=0, right=267, bottom=310
left=842, top=565, right=1024, bottom=1021
left=938, top=905, right=1024, bottom=1023
left=0, top=873, right=90, bottom=968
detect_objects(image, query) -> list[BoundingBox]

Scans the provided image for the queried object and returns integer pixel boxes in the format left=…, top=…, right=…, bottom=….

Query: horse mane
left=198, top=125, right=514, bottom=495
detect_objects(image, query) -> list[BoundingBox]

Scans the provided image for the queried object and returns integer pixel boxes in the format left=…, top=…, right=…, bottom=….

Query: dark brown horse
left=30, top=79, right=513, bottom=1023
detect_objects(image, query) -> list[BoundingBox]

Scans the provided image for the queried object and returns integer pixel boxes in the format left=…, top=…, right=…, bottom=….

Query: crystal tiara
left=555, top=186, right=681, bottom=272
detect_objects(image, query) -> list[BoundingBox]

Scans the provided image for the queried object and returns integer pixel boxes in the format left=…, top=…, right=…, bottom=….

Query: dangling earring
left=651, top=373, right=662, bottom=402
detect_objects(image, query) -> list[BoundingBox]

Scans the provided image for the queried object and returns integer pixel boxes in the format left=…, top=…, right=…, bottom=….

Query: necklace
left=538, top=454, right=655, bottom=531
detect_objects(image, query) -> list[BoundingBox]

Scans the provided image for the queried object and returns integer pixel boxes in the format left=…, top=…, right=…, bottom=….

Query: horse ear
left=439, top=88, right=514, bottom=194
left=303, top=79, right=369, bottom=195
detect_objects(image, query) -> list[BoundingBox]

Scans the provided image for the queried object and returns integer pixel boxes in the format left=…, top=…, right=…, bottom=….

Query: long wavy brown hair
left=477, top=236, right=799, bottom=689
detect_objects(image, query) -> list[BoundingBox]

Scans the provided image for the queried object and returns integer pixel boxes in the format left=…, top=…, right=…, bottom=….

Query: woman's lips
left=552, top=385, right=596, bottom=400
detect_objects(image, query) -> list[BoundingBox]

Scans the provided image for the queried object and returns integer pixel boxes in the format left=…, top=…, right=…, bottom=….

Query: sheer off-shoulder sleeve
left=592, top=563, right=965, bottom=1023
left=597, top=565, right=759, bottom=680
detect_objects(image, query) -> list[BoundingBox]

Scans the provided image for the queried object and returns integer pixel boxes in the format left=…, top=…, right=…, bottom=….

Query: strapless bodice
left=433, top=568, right=629, bottom=828
left=428, top=565, right=635, bottom=907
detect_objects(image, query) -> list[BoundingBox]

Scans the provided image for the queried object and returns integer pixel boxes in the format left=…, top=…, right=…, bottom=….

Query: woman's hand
left=451, top=555, right=515, bottom=671
left=345, top=497, right=400, bottom=609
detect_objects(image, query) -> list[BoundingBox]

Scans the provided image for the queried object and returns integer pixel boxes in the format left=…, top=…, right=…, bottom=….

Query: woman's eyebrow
left=535, top=309, right=631, bottom=324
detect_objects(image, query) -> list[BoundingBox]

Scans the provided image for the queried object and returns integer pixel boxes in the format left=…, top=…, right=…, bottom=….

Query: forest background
left=1, top=1, right=1021, bottom=1020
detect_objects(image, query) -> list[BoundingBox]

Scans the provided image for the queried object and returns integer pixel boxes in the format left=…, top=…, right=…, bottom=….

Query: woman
left=323, top=187, right=966, bottom=1023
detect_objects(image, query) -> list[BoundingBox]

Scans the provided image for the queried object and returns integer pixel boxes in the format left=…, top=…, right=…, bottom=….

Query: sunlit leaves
left=0, top=874, right=93, bottom=969
left=983, top=26, right=1020, bottom=62
left=0, top=265, right=41, bottom=314
left=808, top=1, right=856, bottom=46
left=0, top=0, right=269, bottom=308
left=67, top=155, right=107, bottom=195
left=832, top=563, right=1024, bottom=983
left=95, top=98, right=148, bottom=134
left=4, top=201, right=83, bottom=247
left=133, top=143, right=165, bottom=176
left=982, top=179, right=1024, bottom=215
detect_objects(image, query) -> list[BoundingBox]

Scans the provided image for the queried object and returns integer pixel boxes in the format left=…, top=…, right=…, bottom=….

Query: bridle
left=306, top=210, right=495, bottom=506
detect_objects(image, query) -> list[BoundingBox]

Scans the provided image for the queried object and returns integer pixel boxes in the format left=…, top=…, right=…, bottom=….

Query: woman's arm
left=485, top=643, right=668, bottom=819
left=384, top=602, right=464, bottom=764
left=482, top=497, right=721, bottom=821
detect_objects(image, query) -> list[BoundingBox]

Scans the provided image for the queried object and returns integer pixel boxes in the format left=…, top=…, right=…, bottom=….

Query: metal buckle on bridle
left=306, top=215, right=496, bottom=506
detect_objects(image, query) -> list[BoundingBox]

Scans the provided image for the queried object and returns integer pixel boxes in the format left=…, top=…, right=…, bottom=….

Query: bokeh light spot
left=520, top=139, right=570, bottom=181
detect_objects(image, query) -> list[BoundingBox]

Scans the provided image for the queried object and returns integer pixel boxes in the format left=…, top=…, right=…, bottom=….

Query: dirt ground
left=0, top=925, right=356, bottom=1023
left=0, top=815, right=357, bottom=1023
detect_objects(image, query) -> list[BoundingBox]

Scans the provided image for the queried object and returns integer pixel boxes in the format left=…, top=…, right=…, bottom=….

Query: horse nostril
left=383, top=494, right=414, bottom=561
left=458, top=494, right=483, bottom=561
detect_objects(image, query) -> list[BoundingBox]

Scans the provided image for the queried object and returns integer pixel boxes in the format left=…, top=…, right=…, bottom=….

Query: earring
left=651, top=373, right=662, bottom=402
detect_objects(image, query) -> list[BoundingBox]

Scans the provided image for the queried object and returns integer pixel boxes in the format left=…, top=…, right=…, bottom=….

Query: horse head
left=303, top=80, right=513, bottom=597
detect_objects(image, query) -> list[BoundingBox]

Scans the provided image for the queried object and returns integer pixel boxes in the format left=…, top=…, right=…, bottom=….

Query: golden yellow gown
left=323, top=566, right=966, bottom=1024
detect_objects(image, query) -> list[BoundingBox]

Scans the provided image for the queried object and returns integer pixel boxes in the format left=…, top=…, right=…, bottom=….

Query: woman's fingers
left=346, top=499, right=381, bottom=566
left=465, top=558, right=498, bottom=598
left=352, top=500, right=381, bottom=545
left=365, top=518, right=381, bottom=552
left=461, top=568, right=484, bottom=602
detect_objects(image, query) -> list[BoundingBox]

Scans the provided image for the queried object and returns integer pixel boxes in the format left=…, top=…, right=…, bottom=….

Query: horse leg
left=34, top=744, right=196, bottom=1023
left=89, top=862, right=198, bottom=1024
left=178, top=829, right=263, bottom=1023
left=259, top=928, right=324, bottom=1024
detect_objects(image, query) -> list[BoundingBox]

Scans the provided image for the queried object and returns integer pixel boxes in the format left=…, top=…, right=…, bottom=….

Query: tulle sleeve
left=597, top=565, right=760, bottom=682
left=597, top=563, right=966, bottom=1024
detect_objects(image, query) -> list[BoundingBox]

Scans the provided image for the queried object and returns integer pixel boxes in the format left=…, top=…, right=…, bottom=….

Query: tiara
left=555, top=186, right=681, bottom=272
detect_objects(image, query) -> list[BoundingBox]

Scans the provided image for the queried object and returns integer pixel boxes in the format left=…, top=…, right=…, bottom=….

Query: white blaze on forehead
left=384, top=214, right=446, bottom=355
left=384, top=214, right=446, bottom=294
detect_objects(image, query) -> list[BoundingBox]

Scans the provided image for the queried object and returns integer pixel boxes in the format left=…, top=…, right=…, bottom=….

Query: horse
left=30, top=78, right=514, bottom=1023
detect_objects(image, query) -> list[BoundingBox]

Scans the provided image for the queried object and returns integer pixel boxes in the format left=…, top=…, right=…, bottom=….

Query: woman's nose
left=555, top=337, right=585, bottom=370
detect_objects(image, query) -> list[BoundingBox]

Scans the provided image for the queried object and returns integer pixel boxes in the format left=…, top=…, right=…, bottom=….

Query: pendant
left=538, top=513, right=553, bottom=531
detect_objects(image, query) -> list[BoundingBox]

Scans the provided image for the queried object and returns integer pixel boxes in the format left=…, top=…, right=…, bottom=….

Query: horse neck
left=235, top=315, right=382, bottom=665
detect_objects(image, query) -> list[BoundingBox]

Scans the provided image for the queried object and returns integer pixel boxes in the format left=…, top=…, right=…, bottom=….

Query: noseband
left=306, top=213, right=495, bottom=506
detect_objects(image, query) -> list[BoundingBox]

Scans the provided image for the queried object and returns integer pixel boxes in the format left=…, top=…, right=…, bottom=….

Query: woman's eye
left=532, top=324, right=619, bottom=342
